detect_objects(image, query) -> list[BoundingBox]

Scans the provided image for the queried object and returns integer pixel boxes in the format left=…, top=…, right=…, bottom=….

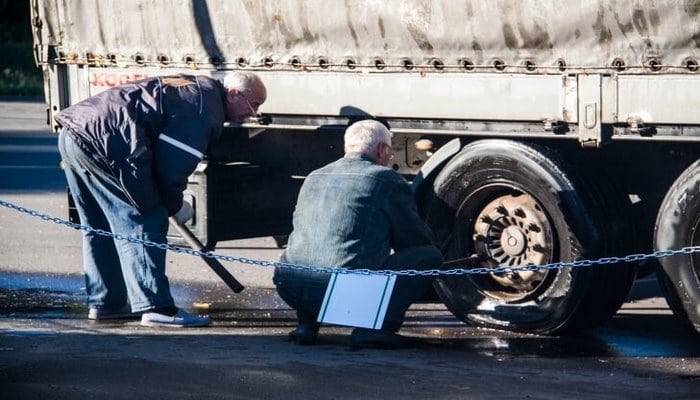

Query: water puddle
left=1, top=272, right=699, bottom=358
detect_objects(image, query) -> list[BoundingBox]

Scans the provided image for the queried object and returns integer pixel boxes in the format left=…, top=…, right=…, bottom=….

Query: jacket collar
left=344, top=152, right=375, bottom=164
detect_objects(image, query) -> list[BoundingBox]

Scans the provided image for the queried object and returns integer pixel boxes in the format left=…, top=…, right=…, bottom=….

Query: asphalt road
left=1, top=97, right=699, bottom=399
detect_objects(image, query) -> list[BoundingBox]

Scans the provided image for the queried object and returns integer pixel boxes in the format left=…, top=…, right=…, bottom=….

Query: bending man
left=57, top=71, right=266, bottom=327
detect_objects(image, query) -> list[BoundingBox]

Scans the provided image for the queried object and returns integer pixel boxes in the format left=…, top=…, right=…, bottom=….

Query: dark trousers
left=273, top=245, right=443, bottom=331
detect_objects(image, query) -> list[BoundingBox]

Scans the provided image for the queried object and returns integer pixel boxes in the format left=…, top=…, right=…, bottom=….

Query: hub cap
left=472, top=194, right=554, bottom=300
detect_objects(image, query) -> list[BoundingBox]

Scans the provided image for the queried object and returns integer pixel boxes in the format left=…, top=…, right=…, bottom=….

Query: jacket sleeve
left=153, top=115, right=217, bottom=215
left=115, top=130, right=162, bottom=213
left=386, top=178, right=439, bottom=251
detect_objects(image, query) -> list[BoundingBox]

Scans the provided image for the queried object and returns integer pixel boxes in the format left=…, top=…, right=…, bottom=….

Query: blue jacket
left=55, top=75, right=226, bottom=214
left=281, top=153, right=437, bottom=269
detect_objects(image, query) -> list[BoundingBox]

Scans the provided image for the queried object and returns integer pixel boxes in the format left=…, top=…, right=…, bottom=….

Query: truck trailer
left=30, top=0, right=700, bottom=335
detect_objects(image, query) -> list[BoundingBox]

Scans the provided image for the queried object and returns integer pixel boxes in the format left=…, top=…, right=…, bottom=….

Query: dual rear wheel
left=654, top=159, right=700, bottom=335
left=424, top=140, right=637, bottom=334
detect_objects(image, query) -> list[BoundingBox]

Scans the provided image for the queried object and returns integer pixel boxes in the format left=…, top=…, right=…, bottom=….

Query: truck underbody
left=31, top=0, right=700, bottom=335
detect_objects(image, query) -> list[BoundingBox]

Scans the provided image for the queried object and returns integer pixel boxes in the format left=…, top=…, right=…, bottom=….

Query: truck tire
left=654, top=159, right=700, bottom=336
left=424, top=140, right=636, bottom=334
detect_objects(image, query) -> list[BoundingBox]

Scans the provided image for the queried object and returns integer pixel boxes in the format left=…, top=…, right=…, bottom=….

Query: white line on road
left=0, top=165, right=59, bottom=169
left=0, top=145, right=58, bottom=152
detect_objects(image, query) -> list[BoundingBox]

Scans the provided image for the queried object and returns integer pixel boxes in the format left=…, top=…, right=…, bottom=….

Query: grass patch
left=0, top=41, right=43, bottom=96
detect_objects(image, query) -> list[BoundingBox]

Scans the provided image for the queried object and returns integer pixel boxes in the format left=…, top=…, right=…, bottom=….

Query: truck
left=30, top=0, right=700, bottom=336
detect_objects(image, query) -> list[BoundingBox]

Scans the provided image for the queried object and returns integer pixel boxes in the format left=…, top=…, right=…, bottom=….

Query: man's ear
left=376, top=143, right=384, bottom=158
left=372, top=143, right=385, bottom=164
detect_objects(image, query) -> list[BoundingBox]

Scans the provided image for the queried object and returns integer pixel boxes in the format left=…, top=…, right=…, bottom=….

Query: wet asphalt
left=1, top=275, right=700, bottom=400
left=1, top=98, right=699, bottom=399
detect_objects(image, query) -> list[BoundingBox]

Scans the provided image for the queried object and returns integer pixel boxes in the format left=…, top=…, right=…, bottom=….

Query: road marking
left=0, top=165, right=59, bottom=169
left=0, top=145, right=58, bottom=153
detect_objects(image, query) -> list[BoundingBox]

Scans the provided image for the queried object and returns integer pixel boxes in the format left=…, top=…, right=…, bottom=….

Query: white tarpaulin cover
left=32, top=0, right=700, bottom=73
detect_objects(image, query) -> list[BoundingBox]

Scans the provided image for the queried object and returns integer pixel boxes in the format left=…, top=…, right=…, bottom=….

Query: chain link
left=2, top=199, right=699, bottom=277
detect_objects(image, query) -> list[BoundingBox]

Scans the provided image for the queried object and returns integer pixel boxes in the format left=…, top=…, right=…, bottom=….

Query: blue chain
left=2, top=199, right=699, bottom=276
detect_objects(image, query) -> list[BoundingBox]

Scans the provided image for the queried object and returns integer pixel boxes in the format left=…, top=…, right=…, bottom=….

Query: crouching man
left=274, top=120, right=443, bottom=347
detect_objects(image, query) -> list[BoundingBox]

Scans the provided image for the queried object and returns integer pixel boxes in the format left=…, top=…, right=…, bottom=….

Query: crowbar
left=169, top=217, right=245, bottom=293
left=441, top=254, right=483, bottom=268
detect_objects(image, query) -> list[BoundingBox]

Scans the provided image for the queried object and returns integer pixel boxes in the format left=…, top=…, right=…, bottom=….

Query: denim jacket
left=281, top=152, right=436, bottom=270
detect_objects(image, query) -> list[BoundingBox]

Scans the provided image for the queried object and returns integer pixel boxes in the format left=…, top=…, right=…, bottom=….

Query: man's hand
left=173, top=201, right=194, bottom=224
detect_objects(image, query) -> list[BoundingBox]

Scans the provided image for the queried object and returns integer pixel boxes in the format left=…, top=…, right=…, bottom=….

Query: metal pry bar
left=169, top=217, right=245, bottom=293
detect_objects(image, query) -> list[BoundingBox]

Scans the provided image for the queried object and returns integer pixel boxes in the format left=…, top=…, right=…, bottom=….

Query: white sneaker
left=140, top=309, right=211, bottom=328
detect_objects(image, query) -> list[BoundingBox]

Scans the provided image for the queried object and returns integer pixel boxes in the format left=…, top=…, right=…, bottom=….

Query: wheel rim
left=458, top=186, right=555, bottom=302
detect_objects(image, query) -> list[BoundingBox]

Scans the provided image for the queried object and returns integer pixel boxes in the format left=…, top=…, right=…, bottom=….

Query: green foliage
left=0, top=2, right=42, bottom=96
left=0, top=0, right=33, bottom=42
left=0, top=41, right=43, bottom=96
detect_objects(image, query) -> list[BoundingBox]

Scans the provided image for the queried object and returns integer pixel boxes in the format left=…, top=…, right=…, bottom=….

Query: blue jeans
left=274, top=245, right=442, bottom=331
left=58, top=129, right=175, bottom=312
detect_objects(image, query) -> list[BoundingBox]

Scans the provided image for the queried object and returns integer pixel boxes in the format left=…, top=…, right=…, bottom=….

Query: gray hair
left=222, top=71, right=263, bottom=94
left=344, top=120, right=393, bottom=153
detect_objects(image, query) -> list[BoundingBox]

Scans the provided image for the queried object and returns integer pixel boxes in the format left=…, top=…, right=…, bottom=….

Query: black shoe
left=288, top=323, right=319, bottom=345
left=350, top=328, right=419, bottom=349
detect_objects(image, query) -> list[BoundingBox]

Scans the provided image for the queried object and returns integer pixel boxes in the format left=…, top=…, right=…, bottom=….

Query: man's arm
left=153, top=117, right=216, bottom=215
left=387, top=179, right=437, bottom=251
